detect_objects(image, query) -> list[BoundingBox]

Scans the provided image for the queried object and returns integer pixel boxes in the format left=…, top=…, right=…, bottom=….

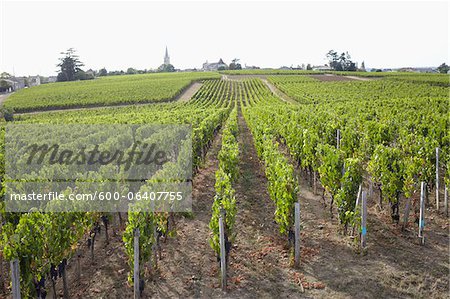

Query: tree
left=126, top=67, right=137, bottom=75
left=74, top=70, right=94, bottom=81
left=98, top=68, right=108, bottom=76
left=229, top=58, right=242, bottom=70
left=326, top=50, right=340, bottom=70
left=56, top=48, right=84, bottom=82
left=157, top=64, right=175, bottom=72
left=0, top=80, right=11, bottom=89
left=437, top=63, right=449, bottom=74
left=360, top=61, right=366, bottom=72
left=326, top=50, right=357, bottom=71
left=306, top=63, right=312, bottom=70
left=0, top=72, right=11, bottom=79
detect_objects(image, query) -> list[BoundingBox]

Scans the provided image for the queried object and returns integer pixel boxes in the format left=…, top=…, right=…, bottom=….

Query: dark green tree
left=360, top=61, right=366, bottom=71
left=306, top=63, right=312, bottom=70
left=127, top=67, right=137, bottom=75
left=229, top=58, right=242, bottom=70
left=327, top=50, right=340, bottom=70
left=157, top=64, right=175, bottom=72
left=437, top=63, right=449, bottom=74
left=327, top=50, right=357, bottom=71
left=98, top=68, right=108, bottom=76
left=56, top=48, right=84, bottom=82
left=0, top=72, right=11, bottom=79
left=0, top=80, right=11, bottom=89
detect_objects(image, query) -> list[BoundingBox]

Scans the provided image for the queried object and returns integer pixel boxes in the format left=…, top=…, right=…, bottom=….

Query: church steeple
left=164, top=46, right=170, bottom=65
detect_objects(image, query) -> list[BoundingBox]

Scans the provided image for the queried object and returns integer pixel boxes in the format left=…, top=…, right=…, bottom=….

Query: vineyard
left=2, top=72, right=220, bottom=113
left=0, top=72, right=449, bottom=298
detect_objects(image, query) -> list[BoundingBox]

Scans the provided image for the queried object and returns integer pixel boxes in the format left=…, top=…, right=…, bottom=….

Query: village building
left=202, top=59, right=228, bottom=71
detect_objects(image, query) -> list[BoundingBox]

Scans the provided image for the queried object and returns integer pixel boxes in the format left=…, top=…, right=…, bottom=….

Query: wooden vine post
left=313, top=171, right=317, bottom=195
left=436, top=147, right=439, bottom=210
left=445, top=186, right=448, bottom=217
left=419, top=182, right=425, bottom=245
left=10, top=259, right=20, bottom=299
left=355, top=184, right=362, bottom=209
left=361, top=191, right=367, bottom=251
left=336, top=129, right=340, bottom=149
left=62, top=259, right=69, bottom=299
left=152, top=226, right=158, bottom=270
left=218, top=211, right=227, bottom=291
left=294, top=202, right=301, bottom=268
left=0, top=214, right=4, bottom=293
left=351, top=184, right=362, bottom=236
left=134, top=228, right=140, bottom=299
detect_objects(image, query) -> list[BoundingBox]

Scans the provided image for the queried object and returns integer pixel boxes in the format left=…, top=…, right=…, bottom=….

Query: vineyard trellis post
left=361, top=191, right=367, bottom=251
left=0, top=214, right=4, bottom=293
left=419, top=182, right=425, bottom=245
left=435, top=147, right=439, bottom=210
left=352, top=184, right=362, bottom=236
left=355, top=184, right=362, bottom=209
left=336, top=129, right=340, bottom=149
left=134, top=228, right=140, bottom=299
left=313, top=171, right=317, bottom=195
left=152, top=225, right=158, bottom=271
left=61, top=259, right=69, bottom=299
left=218, top=213, right=227, bottom=291
left=10, top=259, right=20, bottom=299
left=294, top=202, right=301, bottom=267
left=445, top=186, right=448, bottom=217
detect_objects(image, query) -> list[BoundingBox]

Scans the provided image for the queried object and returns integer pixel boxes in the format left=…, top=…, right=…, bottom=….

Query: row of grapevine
left=121, top=78, right=236, bottom=289
left=250, top=76, right=449, bottom=230
left=209, top=107, right=238, bottom=259
left=0, top=77, right=235, bottom=296
left=236, top=79, right=299, bottom=237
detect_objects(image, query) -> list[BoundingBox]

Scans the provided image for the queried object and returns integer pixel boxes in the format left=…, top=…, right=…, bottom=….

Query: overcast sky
left=1, top=0, right=448, bottom=76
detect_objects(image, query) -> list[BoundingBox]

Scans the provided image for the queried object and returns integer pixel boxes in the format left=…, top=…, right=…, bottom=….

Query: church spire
left=164, top=46, right=170, bottom=65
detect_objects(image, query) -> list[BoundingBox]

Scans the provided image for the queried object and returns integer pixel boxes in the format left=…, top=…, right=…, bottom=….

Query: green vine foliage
left=335, top=158, right=363, bottom=229
left=209, top=108, right=238, bottom=255
left=244, top=107, right=298, bottom=235
left=368, top=145, right=404, bottom=207
left=317, top=144, right=343, bottom=200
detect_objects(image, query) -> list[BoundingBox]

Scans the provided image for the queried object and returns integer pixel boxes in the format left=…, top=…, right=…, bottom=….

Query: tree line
left=56, top=48, right=178, bottom=82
